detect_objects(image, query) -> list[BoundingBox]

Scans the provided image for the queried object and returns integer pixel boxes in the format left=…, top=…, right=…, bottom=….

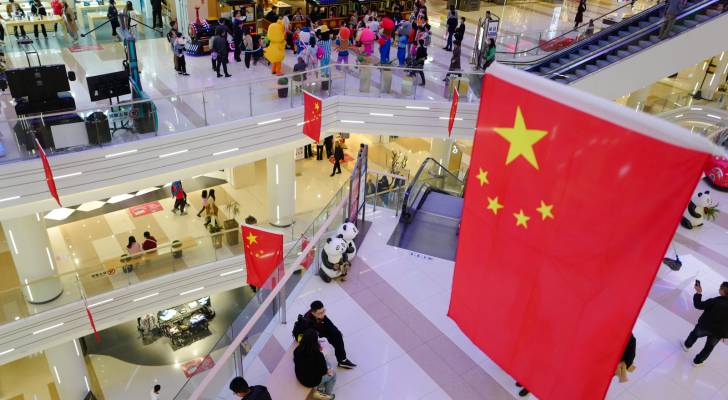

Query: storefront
left=138, top=296, right=215, bottom=349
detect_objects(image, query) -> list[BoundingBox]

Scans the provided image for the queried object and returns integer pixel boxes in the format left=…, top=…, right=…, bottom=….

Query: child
left=335, top=26, right=350, bottom=71
left=293, top=27, right=301, bottom=53
left=423, top=24, right=432, bottom=46
left=586, top=19, right=595, bottom=37
left=298, top=27, right=311, bottom=55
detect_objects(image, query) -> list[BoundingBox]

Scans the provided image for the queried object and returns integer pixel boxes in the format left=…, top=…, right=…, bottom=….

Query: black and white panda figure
left=319, top=237, right=354, bottom=283
left=336, top=221, right=358, bottom=260
left=681, top=191, right=713, bottom=229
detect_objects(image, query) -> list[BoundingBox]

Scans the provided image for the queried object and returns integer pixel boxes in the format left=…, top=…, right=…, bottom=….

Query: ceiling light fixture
left=213, top=148, right=239, bottom=156
left=221, top=269, right=245, bottom=277
left=33, top=323, right=64, bottom=335
left=180, top=287, right=204, bottom=296
left=708, top=114, right=722, bottom=119
left=105, top=149, right=137, bottom=157
left=0, top=349, right=14, bottom=356
left=133, top=293, right=159, bottom=302
left=258, top=118, right=281, bottom=125
left=54, top=172, right=82, bottom=180
left=406, top=106, right=429, bottom=109
left=0, top=196, right=20, bottom=203
left=370, top=113, right=393, bottom=116
left=440, top=117, right=463, bottom=120
left=341, top=120, right=364, bottom=123
left=159, top=150, right=188, bottom=158
left=88, top=298, right=114, bottom=308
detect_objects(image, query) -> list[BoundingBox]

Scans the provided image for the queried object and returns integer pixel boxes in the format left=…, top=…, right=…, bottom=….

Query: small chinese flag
left=37, top=139, right=61, bottom=207
left=301, top=233, right=315, bottom=270
left=81, top=289, right=100, bottom=343
left=242, top=224, right=284, bottom=287
left=448, top=89, right=459, bottom=137
left=449, top=63, right=717, bottom=400
left=303, top=91, right=323, bottom=142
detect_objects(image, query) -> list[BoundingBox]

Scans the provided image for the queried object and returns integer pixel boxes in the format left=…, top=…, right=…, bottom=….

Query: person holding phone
left=681, top=280, right=728, bottom=367
left=293, top=329, right=337, bottom=399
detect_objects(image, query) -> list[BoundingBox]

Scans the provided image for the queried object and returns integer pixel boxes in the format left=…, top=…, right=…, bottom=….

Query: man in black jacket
left=233, top=19, right=244, bottom=62
left=151, top=0, right=166, bottom=29
left=230, top=377, right=272, bottom=400
left=444, top=12, right=457, bottom=51
left=414, top=39, right=427, bottom=86
left=331, top=141, right=344, bottom=176
left=302, top=300, right=357, bottom=369
left=681, top=281, right=728, bottom=367
left=454, top=17, right=465, bottom=43
left=264, top=6, right=278, bottom=23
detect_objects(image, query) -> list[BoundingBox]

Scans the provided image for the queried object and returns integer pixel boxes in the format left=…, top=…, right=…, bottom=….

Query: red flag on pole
left=80, top=290, right=100, bottom=343
left=303, top=91, right=323, bottom=142
left=301, top=233, right=315, bottom=270
left=36, top=139, right=61, bottom=207
left=449, top=63, right=717, bottom=400
left=448, top=89, right=459, bottom=137
left=242, top=224, right=284, bottom=287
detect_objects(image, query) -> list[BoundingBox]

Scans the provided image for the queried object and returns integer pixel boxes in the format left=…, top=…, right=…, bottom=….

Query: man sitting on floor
left=230, top=377, right=272, bottom=400
left=302, top=300, right=357, bottom=370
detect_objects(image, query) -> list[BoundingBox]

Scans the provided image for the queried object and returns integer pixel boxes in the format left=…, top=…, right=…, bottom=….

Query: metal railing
left=0, top=64, right=482, bottom=166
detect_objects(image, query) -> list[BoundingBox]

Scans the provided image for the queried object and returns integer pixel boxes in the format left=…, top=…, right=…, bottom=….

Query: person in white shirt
left=151, top=384, right=161, bottom=400
left=366, top=16, right=378, bottom=35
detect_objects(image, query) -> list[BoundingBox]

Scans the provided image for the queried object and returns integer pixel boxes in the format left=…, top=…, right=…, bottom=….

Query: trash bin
left=85, top=112, right=112, bottom=144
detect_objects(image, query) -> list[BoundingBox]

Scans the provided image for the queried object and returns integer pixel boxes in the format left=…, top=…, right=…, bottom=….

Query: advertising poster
left=181, top=356, right=216, bottom=378
left=129, top=201, right=164, bottom=218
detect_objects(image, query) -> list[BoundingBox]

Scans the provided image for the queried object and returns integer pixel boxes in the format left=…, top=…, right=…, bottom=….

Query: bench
left=266, top=342, right=315, bottom=399
left=102, top=235, right=198, bottom=271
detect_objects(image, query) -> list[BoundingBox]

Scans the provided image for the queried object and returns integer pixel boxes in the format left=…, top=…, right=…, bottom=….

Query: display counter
left=137, top=296, right=215, bottom=348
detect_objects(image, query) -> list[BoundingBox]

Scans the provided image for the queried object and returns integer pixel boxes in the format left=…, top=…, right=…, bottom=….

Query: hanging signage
left=486, top=19, right=499, bottom=38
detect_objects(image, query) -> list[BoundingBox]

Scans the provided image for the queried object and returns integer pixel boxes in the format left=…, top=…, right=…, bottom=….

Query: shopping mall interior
left=0, top=0, right=727, bottom=398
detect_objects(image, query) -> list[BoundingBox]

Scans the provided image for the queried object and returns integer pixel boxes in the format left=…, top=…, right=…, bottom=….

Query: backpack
left=291, top=314, right=313, bottom=342
left=316, top=45, right=324, bottom=60
left=171, top=181, right=182, bottom=196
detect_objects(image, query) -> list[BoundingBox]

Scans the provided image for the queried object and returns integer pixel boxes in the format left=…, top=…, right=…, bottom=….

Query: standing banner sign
left=348, top=145, right=368, bottom=226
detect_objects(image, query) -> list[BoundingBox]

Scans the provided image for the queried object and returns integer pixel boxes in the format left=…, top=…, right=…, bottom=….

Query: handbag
left=318, top=337, right=336, bottom=361
left=212, top=51, right=218, bottom=60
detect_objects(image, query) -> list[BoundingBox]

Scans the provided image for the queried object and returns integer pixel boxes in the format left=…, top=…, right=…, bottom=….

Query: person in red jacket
left=50, top=0, right=62, bottom=36
left=142, top=231, right=157, bottom=251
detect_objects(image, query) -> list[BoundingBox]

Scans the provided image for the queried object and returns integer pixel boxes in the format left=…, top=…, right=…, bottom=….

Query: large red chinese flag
left=449, top=89, right=459, bottom=137
left=242, top=224, right=284, bottom=287
left=303, top=91, right=322, bottom=142
left=301, top=233, right=315, bottom=270
left=37, top=139, right=61, bottom=207
left=449, top=63, right=717, bottom=400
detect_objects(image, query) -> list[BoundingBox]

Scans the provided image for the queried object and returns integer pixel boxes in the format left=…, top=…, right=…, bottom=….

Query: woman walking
left=574, top=0, right=586, bottom=29
left=123, top=1, right=137, bottom=35
left=242, top=27, right=253, bottom=68
left=107, top=0, right=121, bottom=41
left=196, top=190, right=209, bottom=217
left=63, top=1, right=78, bottom=44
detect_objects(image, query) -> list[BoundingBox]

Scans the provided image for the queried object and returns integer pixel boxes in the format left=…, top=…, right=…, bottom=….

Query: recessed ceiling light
left=108, top=194, right=135, bottom=204
left=45, top=208, right=76, bottom=220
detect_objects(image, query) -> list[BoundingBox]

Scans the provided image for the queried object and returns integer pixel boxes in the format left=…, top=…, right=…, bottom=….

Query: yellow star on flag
left=259, top=250, right=264, bottom=254
left=255, top=254, right=260, bottom=257
left=494, top=107, right=548, bottom=170
left=514, top=209, right=530, bottom=228
left=536, top=201, right=554, bottom=220
left=487, top=197, right=504, bottom=215
left=476, top=168, right=489, bottom=186
left=315, top=103, right=319, bottom=110
left=246, top=233, right=258, bottom=245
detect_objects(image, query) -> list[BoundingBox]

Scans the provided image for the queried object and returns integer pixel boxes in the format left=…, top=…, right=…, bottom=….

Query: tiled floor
left=241, top=196, right=728, bottom=400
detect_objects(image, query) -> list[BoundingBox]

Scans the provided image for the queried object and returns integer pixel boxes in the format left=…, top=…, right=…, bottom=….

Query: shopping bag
left=319, top=337, right=336, bottom=361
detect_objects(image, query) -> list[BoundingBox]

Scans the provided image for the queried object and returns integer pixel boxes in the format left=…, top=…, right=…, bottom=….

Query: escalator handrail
left=497, top=0, right=647, bottom=61
left=401, top=157, right=464, bottom=219
left=543, top=0, right=724, bottom=80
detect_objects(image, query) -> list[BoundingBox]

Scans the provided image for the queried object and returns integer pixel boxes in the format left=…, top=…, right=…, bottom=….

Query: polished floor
left=235, top=188, right=728, bottom=400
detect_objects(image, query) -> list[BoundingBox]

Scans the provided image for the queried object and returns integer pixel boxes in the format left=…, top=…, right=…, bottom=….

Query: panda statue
left=336, top=221, right=359, bottom=260
left=681, top=191, right=713, bottom=229
left=320, top=237, right=354, bottom=283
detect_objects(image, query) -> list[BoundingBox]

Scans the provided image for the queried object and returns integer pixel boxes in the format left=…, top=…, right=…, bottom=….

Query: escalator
left=501, top=0, right=728, bottom=86
left=387, top=158, right=466, bottom=261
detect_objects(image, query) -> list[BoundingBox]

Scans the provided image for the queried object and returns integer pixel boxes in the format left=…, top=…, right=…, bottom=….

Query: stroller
left=403, top=57, right=425, bottom=80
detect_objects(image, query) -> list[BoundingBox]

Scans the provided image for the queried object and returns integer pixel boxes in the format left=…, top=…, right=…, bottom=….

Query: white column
left=1, top=213, right=63, bottom=304
left=45, top=339, right=92, bottom=400
left=430, top=138, right=455, bottom=169
left=267, top=150, right=296, bottom=227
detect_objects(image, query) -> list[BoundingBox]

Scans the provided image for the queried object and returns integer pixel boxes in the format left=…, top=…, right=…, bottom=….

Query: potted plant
left=705, top=203, right=721, bottom=222
left=277, top=77, right=289, bottom=98
left=172, top=240, right=183, bottom=258
left=209, top=223, right=224, bottom=249
left=377, top=60, right=395, bottom=94
left=222, top=200, right=241, bottom=246
left=357, top=55, right=371, bottom=93
left=119, top=253, right=133, bottom=272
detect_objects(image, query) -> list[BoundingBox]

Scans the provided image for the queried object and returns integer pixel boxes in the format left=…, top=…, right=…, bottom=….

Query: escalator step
left=628, top=26, right=640, bottom=33
left=585, top=64, right=599, bottom=73
left=568, top=53, right=581, bottom=61
left=540, top=67, right=552, bottom=74
left=578, top=49, right=590, bottom=56
left=596, top=59, right=610, bottom=68
left=706, top=9, right=720, bottom=17
left=672, top=24, right=688, bottom=32
left=567, top=72, right=582, bottom=81
left=648, top=16, right=661, bottom=23
left=549, top=62, right=562, bottom=69
left=617, top=50, right=631, bottom=58
left=638, top=21, right=650, bottom=28
left=575, top=69, right=589, bottom=78
left=608, top=36, right=620, bottom=42
left=638, top=40, right=653, bottom=48
left=555, top=78, right=569, bottom=84
left=588, top=45, right=599, bottom=51
left=628, top=45, right=642, bottom=53
left=607, top=55, right=621, bottom=63
left=682, top=19, right=699, bottom=28
left=649, top=35, right=661, bottom=43
left=618, top=30, right=630, bottom=38
left=696, top=14, right=710, bottom=22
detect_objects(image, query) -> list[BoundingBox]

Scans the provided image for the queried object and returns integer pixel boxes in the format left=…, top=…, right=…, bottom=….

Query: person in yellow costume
left=265, top=20, right=286, bottom=75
